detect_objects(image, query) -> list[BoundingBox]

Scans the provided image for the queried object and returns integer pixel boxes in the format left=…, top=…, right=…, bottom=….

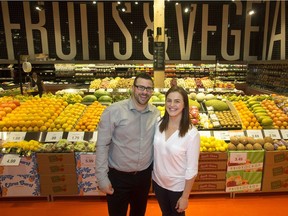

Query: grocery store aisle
left=1, top=194, right=288, bottom=216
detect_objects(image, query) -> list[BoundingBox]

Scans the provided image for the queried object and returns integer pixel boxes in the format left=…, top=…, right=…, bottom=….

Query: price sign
left=246, top=130, right=263, bottom=139
left=88, top=89, right=95, bottom=93
left=229, top=152, right=247, bottom=164
left=198, top=88, right=205, bottom=92
left=80, top=154, right=96, bottom=166
left=107, top=88, right=113, bottom=92
left=67, top=132, right=84, bottom=142
left=199, top=131, right=211, bottom=137
left=213, top=131, right=230, bottom=140
left=45, top=132, right=63, bottom=142
left=229, top=130, right=245, bottom=137
left=90, top=131, right=98, bottom=142
left=263, top=129, right=281, bottom=139
left=207, top=88, right=214, bottom=92
left=280, top=129, right=288, bottom=139
left=189, top=88, right=196, bottom=92
left=0, top=154, right=21, bottom=166
left=118, top=89, right=127, bottom=93
left=7, top=132, right=26, bottom=142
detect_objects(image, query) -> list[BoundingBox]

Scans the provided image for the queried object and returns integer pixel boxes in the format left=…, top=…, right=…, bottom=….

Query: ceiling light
left=248, top=10, right=255, bottom=15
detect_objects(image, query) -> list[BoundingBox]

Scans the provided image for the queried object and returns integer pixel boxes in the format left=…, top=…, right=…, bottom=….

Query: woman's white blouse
left=152, top=124, right=200, bottom=192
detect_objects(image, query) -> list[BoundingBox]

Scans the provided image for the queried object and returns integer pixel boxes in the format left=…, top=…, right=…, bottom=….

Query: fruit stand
left=0, top=78, right=287, bottom=200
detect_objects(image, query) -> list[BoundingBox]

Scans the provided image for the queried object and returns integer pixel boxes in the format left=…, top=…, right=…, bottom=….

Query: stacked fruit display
left=74, top=101, right=106, bottom=132
left=48, top=103, right=86, bottom=132
left=233, top=101, right=262, bottom=130
left=200, top=136, right=228, bottom=152
left=38, top=139, right=96, bottom=152
left=260, top=99, right=288, bottom=129
left=189, top=106, right=200, bottom=126
left=0, top=140, right=41, bottom=156
left=0, top=98, right=67, bottom=132
left=0, top=97, right=21, bottom=121
left=227, top=136, right=286, bottom=151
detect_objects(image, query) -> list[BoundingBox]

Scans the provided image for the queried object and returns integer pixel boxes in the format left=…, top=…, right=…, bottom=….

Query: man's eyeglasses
left=134, top=84, right=154, bottom=93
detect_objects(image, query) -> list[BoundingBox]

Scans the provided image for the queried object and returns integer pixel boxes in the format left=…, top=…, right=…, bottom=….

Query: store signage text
left=0, top=1, right=286, bottom=61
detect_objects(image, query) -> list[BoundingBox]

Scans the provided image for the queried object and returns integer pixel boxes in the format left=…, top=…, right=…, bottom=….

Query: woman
left=152, top=86, right=200, bottom=216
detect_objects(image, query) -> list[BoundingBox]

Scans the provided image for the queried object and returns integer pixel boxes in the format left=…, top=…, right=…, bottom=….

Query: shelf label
left=263, top=129, right=281, bottom=139
left=106, top=88, right=113, bottom=92
left=246, top=130, right=263, bottom=139
left=7, top=132, right=26, bottom=142
left=207, top=88, right=214, bottom=92
left=80, top=154, right=96, bottom=166
left=0, top=154, right=21, bottom=166
left=229, top=152, right=247, bottom=164
left=189, top=88, right=196, bottom=92
left=198, top=88, right=205, bottom=92
left=199, top=131, right=211, bottom=137
left=118, top=89, right=127, bottom=93
left=213, top=131, right=230, bottom=140
left=229, top=130, right=245, bottom=138
left=88, top=89, right=95, bottom=93
left=67, top=132, right=84, bottom=142
left=90, top=131, right=98, bottom=142
left=45, top=132, right=63, bottom=142
left=280, top=129, right=288, bottom=139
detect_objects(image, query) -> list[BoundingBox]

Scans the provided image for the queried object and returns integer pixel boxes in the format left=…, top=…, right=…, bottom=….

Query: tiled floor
left=1, top=193, right=288, bottom=216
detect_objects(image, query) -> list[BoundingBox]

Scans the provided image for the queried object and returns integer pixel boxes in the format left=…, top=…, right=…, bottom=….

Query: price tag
left=263, top=129, right=281, bottom=139
left=246, top=130, right=263, bottom=139
left=198, top=88, right=204, bottom=92
left=0, top=154, right=21, bottom=166
left=213, top=131, right=230, bottom=140
left=118, top=89, right=127, bottom=93
left=229, top=130, right=245, bottom=138
left=199, top=131, right=211, bottom=137
left=45, top=132, right=63, bottom=142
left=207, top=88, right=214, bottom=92
left=189, top=88, right=196, bottom=92
left=229, top=152, right=247, bottom=164
left=80, top=154, right=96, bottom=166
left=106, top=88, right=113, bottom=92
left=7, top=132, right=26, bottom=142
left=280, top=129, right=288, bottom=139
left=90, top=131, right=98, bottom=142
left=67, top=132, right=84, bottom=142
left=89, top=89, right=95, bottom=93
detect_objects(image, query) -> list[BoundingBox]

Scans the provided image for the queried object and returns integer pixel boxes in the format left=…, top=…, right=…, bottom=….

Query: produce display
left=200, top=136, right=228, bottom=152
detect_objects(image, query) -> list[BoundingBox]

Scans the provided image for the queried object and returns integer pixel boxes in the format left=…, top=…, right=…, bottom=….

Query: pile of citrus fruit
left=233, top=101, right=262, bottom=130
left=73, top=101, right=106, bottom=132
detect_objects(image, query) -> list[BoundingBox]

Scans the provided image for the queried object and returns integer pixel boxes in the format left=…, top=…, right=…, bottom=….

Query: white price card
left=7, top=132, right=26, bottom=142
left=199, top=131, right=211, bottom=137
left=0, top=154, right=21, bottom=166
left=118, top=88, right=127, bottom=93
left=229, top=130, right=245, bottom=138
left=80, top=154, right=96, bottom=166
left=198, top=88, right=205, bottom=92
left=213, top=131, right=230, bottom=140
left=280, top=129, right=288, bottom=139
left=106, top=88, right=113, bottom=92
left=67, top=132, right=85, bottom=142
left=246, top=130, right=263, bottom=139
left=88, top=89, right=95, bottom=93
left=90, top=131, right=98, bottom=142
left=207, top=88, right=214, bottom=92
left=229, top=152, right=247, bottom=164
left=189, top=88, right=196, bottom=92
left=263, top=129, right=281, bottom=140
left=45, top=132, right=63, bottom=142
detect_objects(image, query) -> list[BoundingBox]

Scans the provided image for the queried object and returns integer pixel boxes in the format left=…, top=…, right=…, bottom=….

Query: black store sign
left=154, top=42, right=165, bottom=70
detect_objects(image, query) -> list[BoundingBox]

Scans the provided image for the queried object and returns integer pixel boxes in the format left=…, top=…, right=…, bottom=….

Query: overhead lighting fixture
left=116, top=2, right=127, bottom=13
left=248, top=10, right=255, bottom=15
left=35, top=1, right=45, bottom=11
left=92, top=1, right=97, bottom=5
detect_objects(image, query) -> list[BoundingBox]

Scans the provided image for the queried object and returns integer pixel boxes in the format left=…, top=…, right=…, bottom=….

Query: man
left=96, top=73, right=160, bottom=216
